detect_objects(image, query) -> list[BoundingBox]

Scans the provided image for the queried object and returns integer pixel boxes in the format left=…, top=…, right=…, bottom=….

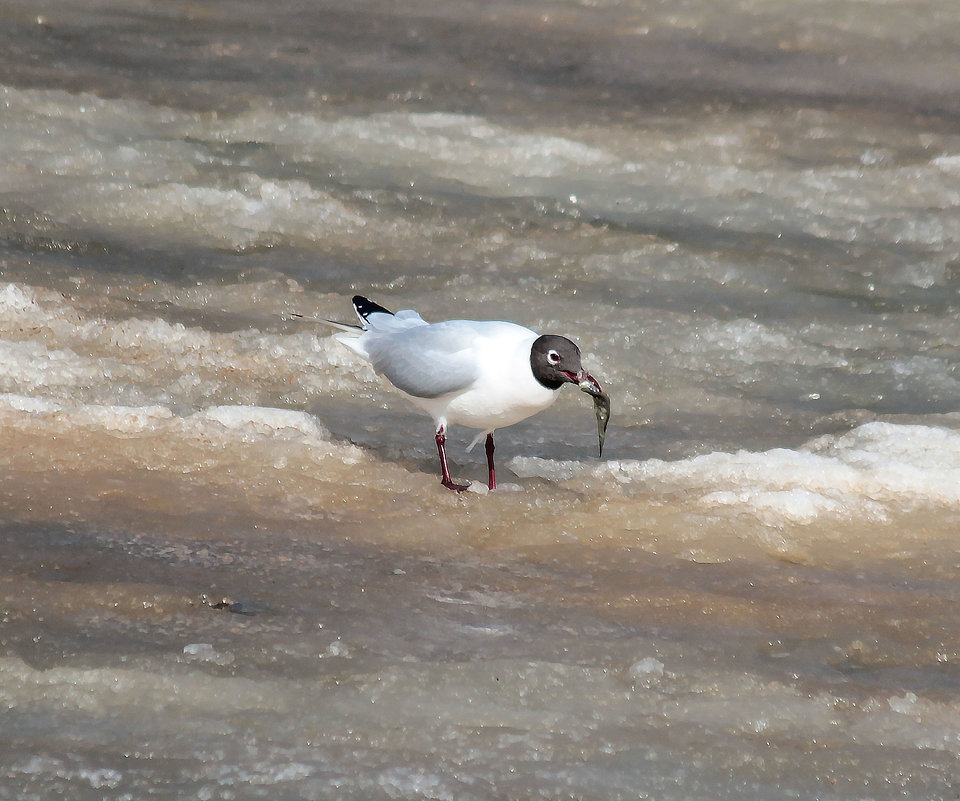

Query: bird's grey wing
left=364, top=324, right=480, bottom=399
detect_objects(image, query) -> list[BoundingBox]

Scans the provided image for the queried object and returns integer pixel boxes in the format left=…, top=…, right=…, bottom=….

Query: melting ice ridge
left=512, top=421, right=960, bottom=526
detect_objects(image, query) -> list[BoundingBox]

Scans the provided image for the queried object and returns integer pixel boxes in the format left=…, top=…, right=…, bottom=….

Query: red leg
left=435, top=426, right=469, bottom=492
left=485, top=432, right=496, bottom=490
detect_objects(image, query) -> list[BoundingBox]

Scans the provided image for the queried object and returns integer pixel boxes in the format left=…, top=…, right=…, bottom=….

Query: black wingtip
left=352, top=295, right=393, bottom=320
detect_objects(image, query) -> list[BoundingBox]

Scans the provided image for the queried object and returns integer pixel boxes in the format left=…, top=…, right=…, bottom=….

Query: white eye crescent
left=547, top=350, right=561, bottom=364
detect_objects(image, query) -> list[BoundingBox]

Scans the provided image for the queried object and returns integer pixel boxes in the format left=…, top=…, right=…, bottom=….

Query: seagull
left=326, top=295, right=607, bottom=492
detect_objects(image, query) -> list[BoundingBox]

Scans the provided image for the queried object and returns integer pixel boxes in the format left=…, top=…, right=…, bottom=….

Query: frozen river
left=3, top=0, right=960, bottom=798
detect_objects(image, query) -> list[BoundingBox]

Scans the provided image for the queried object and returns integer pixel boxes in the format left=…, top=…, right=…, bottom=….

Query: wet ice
left=4, top=0, right=960, bottom=798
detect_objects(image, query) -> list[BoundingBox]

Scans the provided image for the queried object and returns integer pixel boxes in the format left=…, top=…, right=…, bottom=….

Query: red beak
left=566, top=369, right=603, bottom=396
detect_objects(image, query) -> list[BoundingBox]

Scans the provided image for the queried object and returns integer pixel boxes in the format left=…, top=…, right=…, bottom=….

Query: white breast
left=403, top=322, right=558, bottom=432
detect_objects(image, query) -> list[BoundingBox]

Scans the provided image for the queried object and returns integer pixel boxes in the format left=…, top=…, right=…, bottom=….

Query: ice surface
left=0, top=279, right=373, bottom=410
left=512, top=421, right=960, bottom=529
left=4, top=0, right=960, bottom=797
left=675, top=318, right=849, bottom=368
left=627, top=656, right=665, bottom=687
left=182, top=643, right=235, bottom=666
left=213, top=110, right=621, bottom=184
left=197, top=405, right=332, bottom=442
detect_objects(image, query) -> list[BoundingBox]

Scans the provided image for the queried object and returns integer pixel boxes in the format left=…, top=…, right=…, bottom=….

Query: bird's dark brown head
left=530, top=334, right=600, bottom=392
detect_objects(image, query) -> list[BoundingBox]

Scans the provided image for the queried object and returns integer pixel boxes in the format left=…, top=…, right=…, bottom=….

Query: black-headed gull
left=329, top=296, right=607, bottom=492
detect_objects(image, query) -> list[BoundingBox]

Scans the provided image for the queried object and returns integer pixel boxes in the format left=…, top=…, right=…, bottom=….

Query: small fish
left=579, top=380, right=610, bottom=457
